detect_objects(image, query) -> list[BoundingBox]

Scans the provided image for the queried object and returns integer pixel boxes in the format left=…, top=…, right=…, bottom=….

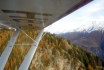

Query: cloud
left=81, top=0, right=104, bottom=13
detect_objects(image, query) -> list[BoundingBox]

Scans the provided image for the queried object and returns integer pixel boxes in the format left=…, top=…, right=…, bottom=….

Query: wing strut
left=19, top=29, right=44, bottom=70
left=0, top=29, right=20, bottom=70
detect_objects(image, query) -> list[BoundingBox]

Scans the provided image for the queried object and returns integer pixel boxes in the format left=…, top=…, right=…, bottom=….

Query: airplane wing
left=0, top=0, right=93, bottom=70
left=0, top=0, right=92, bottom=30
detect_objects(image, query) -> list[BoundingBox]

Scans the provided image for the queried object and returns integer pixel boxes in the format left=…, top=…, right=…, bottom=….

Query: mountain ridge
left=73, top=22, right=104, bottom=33
left=58, top=22, right=104, bottom=60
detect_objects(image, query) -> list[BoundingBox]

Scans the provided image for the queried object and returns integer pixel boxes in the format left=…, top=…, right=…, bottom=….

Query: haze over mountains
left=58, top=22, right=104, bottom=60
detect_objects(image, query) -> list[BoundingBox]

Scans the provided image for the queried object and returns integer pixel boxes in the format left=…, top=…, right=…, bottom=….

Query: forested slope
left=0, top=30, right=104, bottom=70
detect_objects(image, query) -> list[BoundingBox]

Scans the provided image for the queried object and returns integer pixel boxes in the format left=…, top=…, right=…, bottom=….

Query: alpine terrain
left=58, top=22, right=104, bottom=60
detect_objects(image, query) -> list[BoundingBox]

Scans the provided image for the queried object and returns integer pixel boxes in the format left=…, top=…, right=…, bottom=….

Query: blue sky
left=44, top=0, right=104, bottom=34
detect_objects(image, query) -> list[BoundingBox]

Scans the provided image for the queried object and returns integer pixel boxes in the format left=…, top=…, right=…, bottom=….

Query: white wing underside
left=0, top=0, right=92, bottom=30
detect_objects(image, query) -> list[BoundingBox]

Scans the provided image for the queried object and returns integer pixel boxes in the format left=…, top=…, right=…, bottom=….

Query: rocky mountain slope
left=0, top=30, right=104, bottom=70
left=58, top=22, right=104, bottom=60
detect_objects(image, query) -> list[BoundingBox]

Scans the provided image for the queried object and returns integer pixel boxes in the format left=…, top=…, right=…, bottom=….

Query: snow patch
left=73, top=21, right=104, bottom=33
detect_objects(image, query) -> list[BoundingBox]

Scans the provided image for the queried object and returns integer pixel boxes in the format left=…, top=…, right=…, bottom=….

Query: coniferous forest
left=0, top=30, right=104, bottom=70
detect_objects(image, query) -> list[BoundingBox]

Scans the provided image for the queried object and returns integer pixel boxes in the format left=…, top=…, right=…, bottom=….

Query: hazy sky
left=44, top=0, right=104, bottom=34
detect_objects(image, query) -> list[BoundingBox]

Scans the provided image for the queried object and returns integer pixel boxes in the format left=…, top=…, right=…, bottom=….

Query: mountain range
left=58, top=22, right=104, bottom=60
left=73, top=22, right=104, bottom=33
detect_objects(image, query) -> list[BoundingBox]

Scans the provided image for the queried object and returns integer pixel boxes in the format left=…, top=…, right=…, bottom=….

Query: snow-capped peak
left=73, top=22, right=104, bottom=33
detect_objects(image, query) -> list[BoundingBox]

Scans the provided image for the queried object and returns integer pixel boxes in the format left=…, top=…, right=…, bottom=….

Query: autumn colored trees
left=0, top=30, right=104, bottom=70
left=0, top=30, right=10, bottom=56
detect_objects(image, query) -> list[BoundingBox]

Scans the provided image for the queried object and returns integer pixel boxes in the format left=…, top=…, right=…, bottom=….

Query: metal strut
left=0, top=29, right=20, bottom=70
left=19, top=29, right=44, bottom=70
